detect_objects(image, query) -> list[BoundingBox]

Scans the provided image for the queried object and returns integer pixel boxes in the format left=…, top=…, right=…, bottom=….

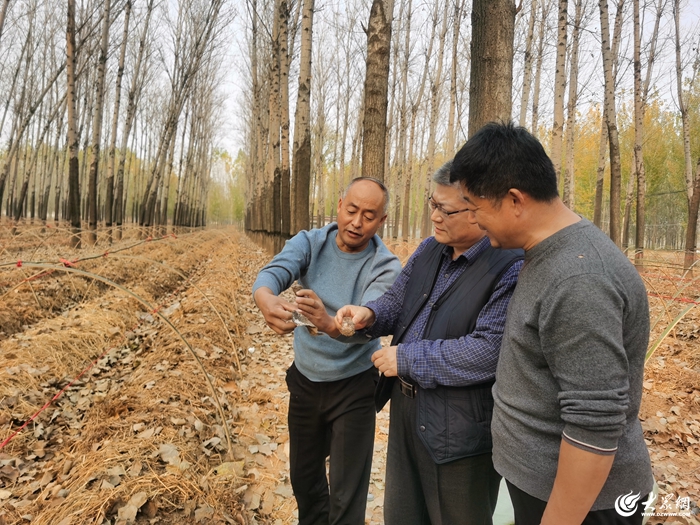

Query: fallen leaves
left=116, top=491, right=148, bottom=522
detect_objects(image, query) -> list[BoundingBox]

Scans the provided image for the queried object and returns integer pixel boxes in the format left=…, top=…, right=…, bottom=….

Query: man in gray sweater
left=450, top=121, right=653, bottom=525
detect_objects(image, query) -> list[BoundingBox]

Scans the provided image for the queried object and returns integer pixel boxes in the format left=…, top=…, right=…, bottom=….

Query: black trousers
left=384, top=381, right=502, bottom=525
left=285, top=362, right=377, bottom=525
left=507, top=480, right=646, bottom=525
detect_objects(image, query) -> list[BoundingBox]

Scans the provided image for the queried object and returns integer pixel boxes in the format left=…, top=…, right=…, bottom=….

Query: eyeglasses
left=428, top=196, right=471, bottom=218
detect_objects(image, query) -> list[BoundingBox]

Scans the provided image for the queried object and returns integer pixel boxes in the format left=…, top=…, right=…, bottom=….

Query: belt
left=398, top=376, right=417, bottom=398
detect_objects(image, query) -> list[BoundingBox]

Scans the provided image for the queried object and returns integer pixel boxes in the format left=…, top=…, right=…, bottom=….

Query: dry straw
left=1, top=226, right=266, bottom=524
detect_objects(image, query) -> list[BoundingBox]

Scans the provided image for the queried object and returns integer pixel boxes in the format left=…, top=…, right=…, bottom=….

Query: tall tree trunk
left=622, top=166, right=635, bottom=249
left=395, top=0, right=412, bottom=239
left=564, top=0, right=583, bottom=209
left=421, top=0, right=449, bottom=238
left=115, top=0, right=153, bottom=238
left=632, top=0, right=644, bottom=263
left=279, top=0, right=291, bottom=238
left=673, top=0, right=693, bottom=205
left=106, top=0, right=131, bottom=237
left=519, top=0, right=537, bottom=127
left=593, top=0, right=624, bottom=227
left=551, top=0, right=567, bottom=197
left=313, top=85, right=326, bottom=227
left=599, top=0, right=622, bottom=246
left=291, top=0, right=314, bottom=234
left=87, top=0, right=112, bottom=244
left=468, top=0, right=516, bottom=136
left=66, top=0, right=81, bottom=248
left=530, top=0, right=549, bottom=135
left=675, top=0, right=698, bottom=271
left=361, top=0, right=394, bottom=180
left=159, top=130, right=177, bottom=232
left=685, top=160, right=700, bottom=273
left=266, top=0, right=283, bottom=236
left=446, top=0, right=464, bottom=154
left=634, top=0, right=664, bottom=266
left=54, top=146, right=67, bottom=223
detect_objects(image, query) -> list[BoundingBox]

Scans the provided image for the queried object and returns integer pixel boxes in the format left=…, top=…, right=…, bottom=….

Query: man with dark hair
left=451, top=121, right=653, bottom=525
left=253, top=177, right=402, bottom=525
left=336, top=162, right=523, bottom=525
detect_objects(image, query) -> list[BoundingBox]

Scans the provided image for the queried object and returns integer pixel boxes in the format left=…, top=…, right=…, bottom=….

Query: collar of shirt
left=441, top=235, right=491, bottom=266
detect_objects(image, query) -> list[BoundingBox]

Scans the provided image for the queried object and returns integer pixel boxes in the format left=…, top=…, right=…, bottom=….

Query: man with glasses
left=253, top=177, right=402, bottom=525
left=336, top=163, right=523, bottom=525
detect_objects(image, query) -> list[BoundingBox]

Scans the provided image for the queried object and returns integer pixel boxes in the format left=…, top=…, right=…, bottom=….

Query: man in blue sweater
left=252, top=177, right=402, bottom=525
left=336, top=163, right=523, bottom=525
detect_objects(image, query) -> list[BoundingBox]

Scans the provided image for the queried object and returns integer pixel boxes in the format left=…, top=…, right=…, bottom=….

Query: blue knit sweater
left=252, top=223, right=402, bottom=382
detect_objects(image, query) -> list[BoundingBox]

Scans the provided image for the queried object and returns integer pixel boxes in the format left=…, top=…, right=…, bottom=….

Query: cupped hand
left=334, top=305, right=375, bottom=332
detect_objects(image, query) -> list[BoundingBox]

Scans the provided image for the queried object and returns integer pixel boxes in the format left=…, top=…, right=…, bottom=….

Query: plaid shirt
left=364, top=236, right=522, bottom=389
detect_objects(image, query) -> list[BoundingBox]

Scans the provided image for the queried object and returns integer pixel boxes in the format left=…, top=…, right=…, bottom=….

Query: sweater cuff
left=562, top=424, right=619, bottom=456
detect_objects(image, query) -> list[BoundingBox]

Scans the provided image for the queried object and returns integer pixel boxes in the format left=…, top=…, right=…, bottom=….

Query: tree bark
left=530, top=0, right=549, bottom=135
left=551, top=0, right=567, bottom=199
left=633, top=0, right=664, bottom=266
left=279, top=0, right=291, bottom=238
left=519, top=0, right=537, bottom=127
left=105, top=0, right=131, bottom=237
left=86, top=0, right=112, bottom=244
left=599, top=0, right=623, bottom=246
left=66, top=0, right=81, bottom=248
left=395, top=0, right=412, bottom=239
left=115, top=0, right=153, bottom=238
left=563, top=0, right=583, bottom=209
left=291, top=0, right=314, bottom=234
left=421, top=0, right=449, bottom=238
left=685, top=159, right=700, bottom=273
left=446, top=0, right=464, bottom=154
left=468, top=0, right=516, bottom=136
left=361, top=0, right=394, bottom=180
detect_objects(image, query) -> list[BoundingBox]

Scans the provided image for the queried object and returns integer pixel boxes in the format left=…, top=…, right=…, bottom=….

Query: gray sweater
left=492, top=218, right=653, bottom=511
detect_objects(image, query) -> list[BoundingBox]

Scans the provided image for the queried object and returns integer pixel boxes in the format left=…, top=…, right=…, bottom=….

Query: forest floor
left=0, top=224, right=699, bottom=525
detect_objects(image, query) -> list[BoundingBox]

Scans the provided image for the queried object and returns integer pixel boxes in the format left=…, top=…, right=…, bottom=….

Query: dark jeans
left=507, top=480, right=646, bottom=525
left=285, top=362, right=377, bottom=525
left=384, top=381, right=501, bottom=525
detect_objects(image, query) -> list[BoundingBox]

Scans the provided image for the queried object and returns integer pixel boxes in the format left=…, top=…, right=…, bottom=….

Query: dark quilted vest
left=375, top=238, right=523, bottom=463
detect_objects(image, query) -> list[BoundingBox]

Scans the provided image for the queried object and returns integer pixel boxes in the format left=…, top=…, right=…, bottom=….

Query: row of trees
left=240, top=0, right=700, bottom=266
left=0, top=0, right=234, bottom=246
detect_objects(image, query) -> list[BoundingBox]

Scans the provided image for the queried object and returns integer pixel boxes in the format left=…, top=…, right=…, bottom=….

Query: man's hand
left=371, top=346, right=398, bottom=376
left=253, top=287, right=297, bottom=335
left=295, top=288, right=339, bottom=337
left=335, top=305, right=376, bottom=331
